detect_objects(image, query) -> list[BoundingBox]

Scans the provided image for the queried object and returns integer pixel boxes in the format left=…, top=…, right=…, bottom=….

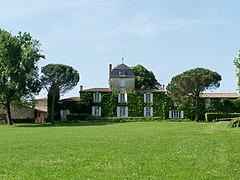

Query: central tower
left=108, top=63, right=135, bottom=92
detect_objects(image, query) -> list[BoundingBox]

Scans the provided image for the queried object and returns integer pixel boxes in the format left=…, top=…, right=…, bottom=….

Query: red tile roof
left=136, top=89, right=165, bottom=93
left=60, top=97, right=80, bottom=101
left=81, top=88, right=112, bottom=92
left=199, top=93, right=239, bottom=99
left=35, top=106, right=47, bottom=112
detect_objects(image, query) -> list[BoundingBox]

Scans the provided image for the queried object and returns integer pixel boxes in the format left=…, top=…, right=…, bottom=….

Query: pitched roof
left=199, top=93, right=239, bottom=99
left=81, top=88, right=111, bottom=92
left=137, top=89, right=165, bottom=93
left=60, top=97, right=80, bottom=101
left=35, top=106, right=47, bottom=112
left=110, top=63, right=135, bottom=78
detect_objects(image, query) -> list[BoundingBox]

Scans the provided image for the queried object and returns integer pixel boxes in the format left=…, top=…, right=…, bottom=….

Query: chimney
left=109, top=64, right=112, bottom=79
left=80, top=85, right=83, bottom=92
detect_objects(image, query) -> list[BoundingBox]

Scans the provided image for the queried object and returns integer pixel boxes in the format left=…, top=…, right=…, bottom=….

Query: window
left=205, top=99, right=211, bottom=109
left=144, top=107, right=153, bottom=117
left=169, top=110, right=184, bottom=119
left=60, top=110, right=70, bottom=119
left=120, top=79, right=125, bottom=88
left=118, top=93, right=127, bottom=103
left=117, top=106, right=128, bottom=117
left=93, top=92, right=101, bottom=103
left=144, top=93, right=153, bottom=103
left=92, top=106, right=101, bottom=116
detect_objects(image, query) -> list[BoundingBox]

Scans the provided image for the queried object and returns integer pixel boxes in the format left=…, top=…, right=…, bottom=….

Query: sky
left=1, top=0, right=240, bottom=99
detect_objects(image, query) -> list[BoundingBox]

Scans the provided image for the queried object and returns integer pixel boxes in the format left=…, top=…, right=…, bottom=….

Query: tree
left=132, top=64, right=160, bottom=89
left=41, top=64, right=80, bottom=123
left=233, top=51, right=240, bottom=93
left=166, top=68, right=221, bottom=121
left=0, top=29, right=44, bottom=125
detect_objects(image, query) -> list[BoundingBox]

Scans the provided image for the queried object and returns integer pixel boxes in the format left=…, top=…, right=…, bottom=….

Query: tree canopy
left=41, top=64, right=80, bottom=123
left=132, top=64, right=160, bottom=89
left=0, top=29, right=44, bottom=125
left=166, top=67, right=222, bottom=121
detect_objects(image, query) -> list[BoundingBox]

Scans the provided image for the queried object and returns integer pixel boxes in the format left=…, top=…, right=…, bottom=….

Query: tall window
left=93, top=92, right=101, bottom=103
left=144, top=93, right=153, bottom=103
left=169, top=110, right=184, bottom=119
left=117, top=106, right=128, bottom=117
left=118, top=93, right=127, bottom=103
left=120, top=79, right=125, bottom=88
left=144, top=107, right=153, bottom=117
left=92, top=106, right=101, bottom=116
left=205, top=99, right=211, bottom=109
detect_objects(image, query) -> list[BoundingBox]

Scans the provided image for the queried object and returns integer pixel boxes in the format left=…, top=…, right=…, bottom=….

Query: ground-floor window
left=117, top=106, right=128, bottom=117
left=169, top=110, right=184, bottom=119
left=144, top=107, right=153, bottom=117
left=92, top=106, right=101, bottom=116
left=60, top=109, right=70, bottom=119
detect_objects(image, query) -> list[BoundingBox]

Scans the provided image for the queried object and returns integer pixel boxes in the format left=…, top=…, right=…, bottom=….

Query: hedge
left=205, top=113, right=240, bottom=122
left=229, top=118, right=240, bottom=128
left=12, top=118, right=35, bottom=123
left=66, top=113, right=191, bottom=123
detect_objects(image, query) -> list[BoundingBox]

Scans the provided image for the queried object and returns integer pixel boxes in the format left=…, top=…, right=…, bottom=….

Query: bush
left=205, top=113, right=240, bottom=122
left=12, top=118, right=35, bottom=123
left=66, top=113, right=90, bottom=122
left=229, top=118, right=240, bottom=128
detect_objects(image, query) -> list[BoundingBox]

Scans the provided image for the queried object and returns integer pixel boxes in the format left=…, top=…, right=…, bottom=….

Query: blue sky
left=1, top=0, right=240, bottom=98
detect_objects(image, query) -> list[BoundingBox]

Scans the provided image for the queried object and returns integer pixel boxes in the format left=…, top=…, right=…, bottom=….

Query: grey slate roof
left=110, top=63, right=135, bottom=78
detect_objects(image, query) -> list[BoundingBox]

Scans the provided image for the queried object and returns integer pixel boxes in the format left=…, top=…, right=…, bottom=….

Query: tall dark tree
left=41, top=64, right=79, bottom=123
left=167, top=68, right=221, bottom=121
left=132, top=64, right=160, bottom=89
left=0, top=29, right=44, bottom=125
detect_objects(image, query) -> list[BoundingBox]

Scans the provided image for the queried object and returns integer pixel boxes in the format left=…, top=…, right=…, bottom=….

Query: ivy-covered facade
left=78, top=63, right=177, bottom=119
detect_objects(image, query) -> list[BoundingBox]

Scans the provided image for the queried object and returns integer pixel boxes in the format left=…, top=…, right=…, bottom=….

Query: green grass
left=0, top=121, right=240, bottom=179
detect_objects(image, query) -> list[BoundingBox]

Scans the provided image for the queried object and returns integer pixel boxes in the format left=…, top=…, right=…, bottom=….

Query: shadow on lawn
left=15, top=121, right=116, bottom=128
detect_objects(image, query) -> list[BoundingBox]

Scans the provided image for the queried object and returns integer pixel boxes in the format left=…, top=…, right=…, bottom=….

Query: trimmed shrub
left=229, top=118, right=240, bottom=128
left=12, top=118, right=35, bottom=123
left=65, top=114, right=191, bottom=123
left=205, top=113, right=240, bottom=122
left=66, top=113, right=90, bottom=122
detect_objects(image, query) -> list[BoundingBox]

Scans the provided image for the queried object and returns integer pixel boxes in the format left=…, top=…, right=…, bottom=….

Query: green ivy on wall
left=127, top=91, right=144, bottom=117
left=152, top=92, right=171, bottom=119
left=101, top=92, right=117, bottom=117
left=77, top=92, right=93, bottom=115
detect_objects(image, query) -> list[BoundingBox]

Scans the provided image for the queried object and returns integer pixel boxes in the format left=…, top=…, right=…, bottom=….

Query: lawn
left=0, top=121, right=239, bottom=179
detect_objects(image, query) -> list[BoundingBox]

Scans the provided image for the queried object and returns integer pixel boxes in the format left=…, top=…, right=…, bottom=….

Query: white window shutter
left=150, top=93, right=153, bottom=103
left=181, top=111, right=184, bottom=118
left=93, top=93, right=96, bottom=102
left=150, top=107, right=153, bottom=116
left=144, top=94, right=146, bottom=103
left=125, top=93, right=128, bottom=102
left=169, top=111, right=172, bottom=119
left=98, top=93, right=101, bottom=102
left=125, top=107, right=128, bottom=117
left=99, top=107, right=101, bottom=116
left=118, top=94, right=120, bottom=103
left=144, top=107, right=146, bottom=116
left=117, top=107, right=120, bottom=117
left=92, top=106, right=95, bottom=116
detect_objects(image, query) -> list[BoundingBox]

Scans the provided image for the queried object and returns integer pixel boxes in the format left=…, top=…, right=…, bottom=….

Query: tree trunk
left=51, top=91, right=55, bottom=124
left=6, top=101, right=13, bottom=125
left=195, top=96, right=199, bottom=122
